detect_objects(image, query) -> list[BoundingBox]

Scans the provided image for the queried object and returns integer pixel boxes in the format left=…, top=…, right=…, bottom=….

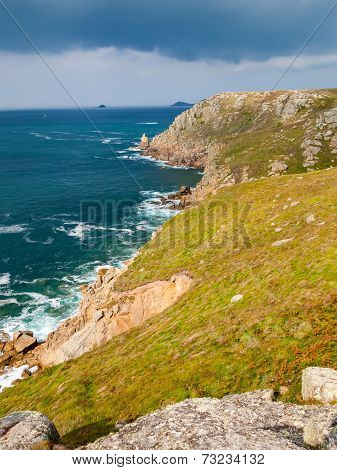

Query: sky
left=0, top=0, right=337, bottom=108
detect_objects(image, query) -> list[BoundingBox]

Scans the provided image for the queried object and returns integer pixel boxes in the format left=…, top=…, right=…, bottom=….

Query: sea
left=0, top=107, right=201, bottom=340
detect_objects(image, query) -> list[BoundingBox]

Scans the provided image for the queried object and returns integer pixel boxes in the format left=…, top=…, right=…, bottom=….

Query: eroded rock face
left=85, top=390, right=337, bottom=450
left=0, top=411, right=60, bottom=450
left=143, top=89, right=337, bottom=197
left=275, top=91, right=322, bottom=120
left=14, top=334, right=37, bottom=354
left=316, top=107, right=337, bottom=127
left=144, top=90, right=320, bottom=171
left=0, top=330, right=39, bottom=373
left=269, top=161, right=289, bottom=177
left=302, top=367, right=337, bottom=404
left=36, top=269, right=193, bottom=367
left=139, top=133, right=149, bottom=149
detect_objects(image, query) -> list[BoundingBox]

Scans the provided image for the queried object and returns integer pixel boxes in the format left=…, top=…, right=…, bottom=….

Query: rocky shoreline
left=0, top=330, right=40, bottom=387
left=0, top=264, right=193, bottom=386
left=3, top=87, right=337, bottom=391
left=2, top=88, right=337, bottom=392
left=2, top=89, right=337, bottom=449
left=0, top=162, right=198, bottom=389
left=0, top=188, right=196, bottom=385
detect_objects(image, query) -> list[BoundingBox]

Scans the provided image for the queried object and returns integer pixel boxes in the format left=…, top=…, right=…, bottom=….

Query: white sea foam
left=117, top=153, right=188, bottom=170
left=0, top=224, right=27, bottom=234
left=30, top=132, right=51, bottom=140
left=0, top=273, right=10, bottom=286
left=108, top=227, right=133, bottom=233
left=16, top=291, right=61, bottom=308
left=56, top=222, right=88, bottom=241
left=0, top=298, right=19, bottom=307
left=0, top=365, right=29, bottom=393
left=90, top=131, right=124, bottom=135
left=50, top=131, right=71, bottom=135
left=23, top=234, right=54, bottom=245
left=138, top=200, right=179, bottom=218
left=137, top=122, right=159, bottom=125
left=17, top=277, right=56, bottom=285
left=56, top=222, right=135, bottom=241
left=142, top=155, right=192, bottom=170
left=117, top=154, right=166, bottom=166
left=140, top=190, right=167, bottom=198
left=116, top=154, right=138, bottom=160
left=0, top=291, right=65, bottom=340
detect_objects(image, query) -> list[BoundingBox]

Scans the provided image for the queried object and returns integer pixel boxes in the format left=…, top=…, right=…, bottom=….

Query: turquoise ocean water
left=0, top=107, right=201, bottom=338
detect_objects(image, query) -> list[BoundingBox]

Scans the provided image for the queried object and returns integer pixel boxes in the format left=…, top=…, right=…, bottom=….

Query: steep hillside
left=144, top=89, right=337, bottom=196
left=1, top=168, right=337, bottom=448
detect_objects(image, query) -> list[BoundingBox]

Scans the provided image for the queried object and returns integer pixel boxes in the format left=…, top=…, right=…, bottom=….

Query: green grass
left=1, top=169, right=337, bottom=448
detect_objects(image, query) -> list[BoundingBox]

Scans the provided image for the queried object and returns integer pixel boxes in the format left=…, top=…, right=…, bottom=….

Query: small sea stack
left=139, top=133, right=149, bottom=149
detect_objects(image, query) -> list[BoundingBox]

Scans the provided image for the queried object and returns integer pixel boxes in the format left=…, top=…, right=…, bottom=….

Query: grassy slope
left=216, top=90, right=337, bottom=174
left=1, top=168, right=337, bottom=447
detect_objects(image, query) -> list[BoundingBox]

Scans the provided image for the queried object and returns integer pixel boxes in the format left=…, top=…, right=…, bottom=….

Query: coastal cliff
left=144, top=89, right=337, bottom=198
left=1, top=88, right=337, bottom=449
left=36, top=268, right=192, bottom=367
left=5, top=88, right=337, bottom=374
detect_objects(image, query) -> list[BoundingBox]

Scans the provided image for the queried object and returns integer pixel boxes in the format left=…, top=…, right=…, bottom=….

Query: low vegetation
left=1, top=168, right=337, bottom=447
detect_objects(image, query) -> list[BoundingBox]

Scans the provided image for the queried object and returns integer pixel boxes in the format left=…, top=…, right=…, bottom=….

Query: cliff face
left=144, top=89, right=337, bottom=198
left=36, top=267, right=192, bottom=367
left=39, top=89, right=337, bottom=368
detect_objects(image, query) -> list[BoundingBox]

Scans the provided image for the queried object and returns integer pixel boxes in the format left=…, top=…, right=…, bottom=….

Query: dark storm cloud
left=0, top=0, right=336, bottom=61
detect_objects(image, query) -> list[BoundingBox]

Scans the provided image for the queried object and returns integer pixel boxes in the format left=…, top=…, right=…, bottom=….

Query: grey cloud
left=0, top=0, right=336, bottom=61
left=1, top=48, right=337, bottom=109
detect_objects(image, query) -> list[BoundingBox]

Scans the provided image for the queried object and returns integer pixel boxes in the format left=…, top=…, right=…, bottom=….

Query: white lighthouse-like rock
left=140, top=133, right=149, bottom=149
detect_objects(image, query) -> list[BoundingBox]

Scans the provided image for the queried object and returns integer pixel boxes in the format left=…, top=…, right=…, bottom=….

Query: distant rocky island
left=97, top=104, right=107, bottom=109
left=171, top=101, right=194, bottom=107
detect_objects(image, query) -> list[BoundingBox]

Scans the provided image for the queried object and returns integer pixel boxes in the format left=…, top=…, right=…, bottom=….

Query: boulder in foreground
left=86, top=390, right=337, bottom=450
left=302, top=367, right=337, bottom=404
left=0, top=411, right=60, bottom=450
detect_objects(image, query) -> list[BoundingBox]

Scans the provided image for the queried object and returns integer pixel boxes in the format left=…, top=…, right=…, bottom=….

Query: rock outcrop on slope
left=144, top=89, right=337, bottom=199
left=0, top=330, right=39, bottom=374
left=86, top=389, right=337, bottom=450
left=2, top=369, right=337, bottom=449
left=0, top=411, right=60, bottom=450
left=302, top=367, right=337, bottom=404
left=35, top=267, right=192, bottom=367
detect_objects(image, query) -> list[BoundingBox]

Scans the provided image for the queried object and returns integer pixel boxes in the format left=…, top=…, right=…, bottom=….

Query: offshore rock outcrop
left=86, top=389, right=337, bottom=450
left=143, top=89, right=337, bottom=199
left=36, top=267, right=192, bottom=367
